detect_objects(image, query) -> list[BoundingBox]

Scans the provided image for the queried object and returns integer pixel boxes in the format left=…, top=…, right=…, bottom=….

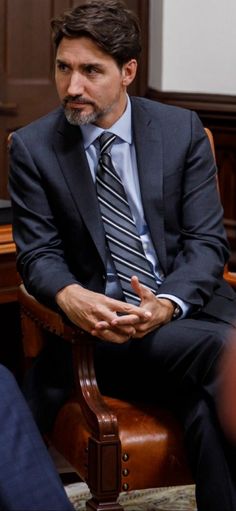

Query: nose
left=67, top=71, right=85, bottom=97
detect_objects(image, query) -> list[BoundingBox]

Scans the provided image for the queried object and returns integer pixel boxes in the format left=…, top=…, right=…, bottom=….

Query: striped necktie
left=96, top=131, right=159, bottom=305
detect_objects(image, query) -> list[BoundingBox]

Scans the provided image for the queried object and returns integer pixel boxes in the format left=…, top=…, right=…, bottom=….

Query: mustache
left=63, top=96, right=94, bottom=107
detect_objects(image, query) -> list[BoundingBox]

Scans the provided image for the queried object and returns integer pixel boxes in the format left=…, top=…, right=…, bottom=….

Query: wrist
left=169, top=300, right=182, bottom=320
left=55, top=283, right=81, bottom=308
left=157, top=297, right=182, bottom=320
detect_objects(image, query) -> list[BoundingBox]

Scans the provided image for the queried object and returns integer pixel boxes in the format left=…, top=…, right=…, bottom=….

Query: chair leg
left=86, top=499, right=124, bottom=511
left=86, top=437, right=123, bottom=511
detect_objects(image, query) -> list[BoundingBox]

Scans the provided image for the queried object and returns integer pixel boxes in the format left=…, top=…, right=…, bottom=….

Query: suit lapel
left=52, top=104, right=167, bottom=274
left=53, top=114, right=107, bottom=264
left=131, top=98, right=167, bottom=273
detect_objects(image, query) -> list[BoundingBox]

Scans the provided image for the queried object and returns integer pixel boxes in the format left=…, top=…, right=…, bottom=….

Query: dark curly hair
left=51, top=0, right=141, bottom=68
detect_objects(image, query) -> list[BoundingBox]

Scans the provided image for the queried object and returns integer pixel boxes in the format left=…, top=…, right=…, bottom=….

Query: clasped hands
left=56, top=275, right=174, bottom=343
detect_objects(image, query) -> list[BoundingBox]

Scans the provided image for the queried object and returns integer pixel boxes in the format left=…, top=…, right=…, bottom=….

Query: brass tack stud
left=122, top=453, right=129, bottom=462
left=122, top=468, right=129, bottom=476
left=122, top=483, right=129, bottom=491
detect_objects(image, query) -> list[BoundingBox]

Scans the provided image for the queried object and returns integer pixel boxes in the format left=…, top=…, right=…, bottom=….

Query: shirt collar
left=80, top=95, right=132, bottom=149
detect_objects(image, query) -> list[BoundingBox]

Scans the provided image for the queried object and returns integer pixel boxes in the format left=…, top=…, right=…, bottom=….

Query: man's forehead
left=56, top=36, right=110, bottom=60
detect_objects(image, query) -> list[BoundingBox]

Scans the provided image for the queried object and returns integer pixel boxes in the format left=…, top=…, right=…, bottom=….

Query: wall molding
left=146, top=89, right=236, bottom=125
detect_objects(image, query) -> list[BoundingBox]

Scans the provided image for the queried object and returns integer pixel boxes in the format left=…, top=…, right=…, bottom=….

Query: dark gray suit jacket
left=9, top=97, right=236, bottom=324
left=0, top=364, right=73, bottom=510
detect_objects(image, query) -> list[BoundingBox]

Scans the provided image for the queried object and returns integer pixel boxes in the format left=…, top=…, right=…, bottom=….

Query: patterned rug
left=65, top=482, right=197, bottom=510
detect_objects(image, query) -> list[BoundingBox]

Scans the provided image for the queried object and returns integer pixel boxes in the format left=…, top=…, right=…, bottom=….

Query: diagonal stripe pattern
left=96, top=131, right=159, bottom=305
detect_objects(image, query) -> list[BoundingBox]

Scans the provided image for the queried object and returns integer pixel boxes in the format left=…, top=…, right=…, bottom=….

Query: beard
left=62, top=95, right=116, bottom=126
left=64, top=107, right=99, bottom=126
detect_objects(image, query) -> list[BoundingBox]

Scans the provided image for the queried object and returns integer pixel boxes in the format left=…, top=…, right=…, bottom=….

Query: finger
left=91, top=327, right=112, bottom=338
left=133, top=324, right=158, bottom=338
left=93, top=320, right=110, bottom=330
left=131, top=275, right=151, bottom=300
left=93, top=321, right=136, bottom=337
left=111, top=313, right=141, bottom=327
left=113, top=326, right=136, bottom=337
left=95, top=314, right=141, bottom=330
left=113, top=303, right=152, bottom=321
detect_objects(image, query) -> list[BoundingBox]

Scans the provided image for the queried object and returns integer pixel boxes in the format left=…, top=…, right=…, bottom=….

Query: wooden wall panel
left=7, top=1, right=52, bottom=79
left=0, top=0, right=73, bottom=197
left=4, top=0, right=73, bottom=126
left=0, top=1, right=6, bottom=99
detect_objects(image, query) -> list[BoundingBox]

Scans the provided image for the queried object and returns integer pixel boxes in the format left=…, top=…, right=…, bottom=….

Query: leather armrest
left=224, top=266, right=236, bottom=289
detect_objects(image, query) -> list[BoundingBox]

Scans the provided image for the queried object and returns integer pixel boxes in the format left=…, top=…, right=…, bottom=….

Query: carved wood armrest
left=18, top=284, right=119, bottom=442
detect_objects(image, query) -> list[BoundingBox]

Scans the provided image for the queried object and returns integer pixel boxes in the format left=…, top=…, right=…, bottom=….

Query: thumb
left=131, top=275, right=149, bottom=300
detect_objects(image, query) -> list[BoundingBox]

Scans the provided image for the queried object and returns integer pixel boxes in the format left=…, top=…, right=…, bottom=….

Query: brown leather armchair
left=17, top=129, right=236, bottom=511
left=18, top=283, right=193, bottom=511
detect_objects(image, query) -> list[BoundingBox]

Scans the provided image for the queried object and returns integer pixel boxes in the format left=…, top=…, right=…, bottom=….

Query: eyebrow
left=56, top=58, right=105, bottom=70
left=56, top=58, right=69, bottom=66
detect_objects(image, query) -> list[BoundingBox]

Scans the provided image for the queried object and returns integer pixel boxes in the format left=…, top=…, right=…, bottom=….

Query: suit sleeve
left=9, top=132, right=79, bottom=308
left=157, top=111, right=231, bottom=309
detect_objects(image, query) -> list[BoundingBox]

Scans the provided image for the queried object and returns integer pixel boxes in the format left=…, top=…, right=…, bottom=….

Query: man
left=8, top=1, right=236, bottom=510
left=0, top=364, right=74, bottom=510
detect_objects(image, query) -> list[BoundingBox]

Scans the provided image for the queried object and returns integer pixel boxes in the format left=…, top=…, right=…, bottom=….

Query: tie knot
left=99, top=132, right=116, bottom=155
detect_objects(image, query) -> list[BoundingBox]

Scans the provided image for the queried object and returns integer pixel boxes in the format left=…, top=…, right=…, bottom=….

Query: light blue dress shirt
left=80, top=97, right=190, bottom=318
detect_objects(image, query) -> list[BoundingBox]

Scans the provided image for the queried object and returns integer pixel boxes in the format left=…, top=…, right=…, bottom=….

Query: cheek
left=99, top=82, right=120, bottom=101
left=55, top=77, right=67, bottom=98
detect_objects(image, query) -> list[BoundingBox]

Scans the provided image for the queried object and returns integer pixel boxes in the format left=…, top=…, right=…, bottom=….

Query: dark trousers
left=24, top=316, right=236, bottom=511
left=95, top=316, right=236, bottom=511
left=0, top=364, right=74, bottom=511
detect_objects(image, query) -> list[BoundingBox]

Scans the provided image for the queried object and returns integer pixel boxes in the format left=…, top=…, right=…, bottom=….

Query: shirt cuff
left=156, top=294, right=191, bottom=319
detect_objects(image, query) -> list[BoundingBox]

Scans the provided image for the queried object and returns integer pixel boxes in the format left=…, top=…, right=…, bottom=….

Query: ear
left=121, top=59, right=137, bottom=87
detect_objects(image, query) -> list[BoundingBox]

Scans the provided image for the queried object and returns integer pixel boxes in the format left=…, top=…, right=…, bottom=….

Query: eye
left=56, top=61, right=69, bottom=73
left=84, top=64, right=100, bottom=76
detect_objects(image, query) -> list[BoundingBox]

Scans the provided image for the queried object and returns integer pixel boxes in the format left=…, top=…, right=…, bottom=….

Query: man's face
left=55, top=37, right=137, bottom=129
